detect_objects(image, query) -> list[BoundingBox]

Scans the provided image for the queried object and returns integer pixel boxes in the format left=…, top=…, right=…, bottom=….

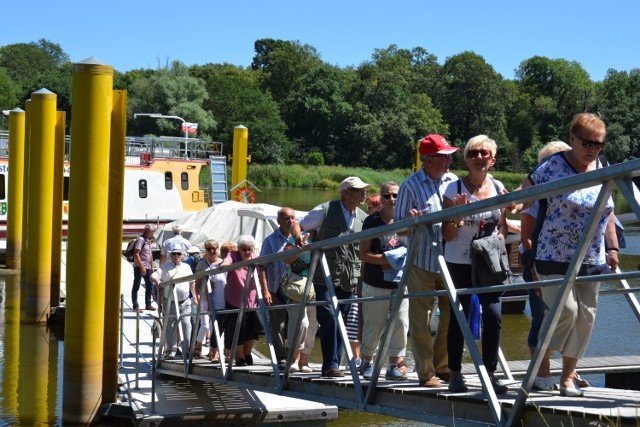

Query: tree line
left=1, top=38, right=639, bottom=173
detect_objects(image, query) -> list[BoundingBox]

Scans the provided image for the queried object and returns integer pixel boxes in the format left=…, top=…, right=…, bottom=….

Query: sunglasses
left=382, top=193, right=398, bottom=200
left=575, top=135, right=605, bottom=150
left=466, top=149, right=492, bottom=158
left=206, top=247, right=218, bottom=251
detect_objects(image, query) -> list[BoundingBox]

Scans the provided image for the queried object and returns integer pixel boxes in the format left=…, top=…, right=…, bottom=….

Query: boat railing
left=151, top=157, right=640, bottom=427
left=0, top=130, right=223, bottom=163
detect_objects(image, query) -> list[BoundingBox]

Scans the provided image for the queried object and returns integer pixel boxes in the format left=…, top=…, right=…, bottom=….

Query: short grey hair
left=237, top=234, right=256, bottom=249
left=538, top=141, right=570, bottom=164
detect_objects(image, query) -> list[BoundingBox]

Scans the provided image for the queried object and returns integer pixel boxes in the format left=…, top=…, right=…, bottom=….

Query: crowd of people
left=129, top=112, right=618, bottom=398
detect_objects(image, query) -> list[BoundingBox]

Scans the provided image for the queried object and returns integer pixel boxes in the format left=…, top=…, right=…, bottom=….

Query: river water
left=0, top=187, right=638, bottom=426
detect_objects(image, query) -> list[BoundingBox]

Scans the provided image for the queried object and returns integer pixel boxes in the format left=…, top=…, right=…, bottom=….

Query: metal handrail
left=153, top=158, right=640, bottom=427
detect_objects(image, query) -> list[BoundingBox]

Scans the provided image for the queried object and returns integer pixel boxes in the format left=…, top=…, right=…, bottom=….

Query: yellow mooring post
left=50, top=111, right=65, bottom=308
left=20, top=99, right=31, bottom=280
left=231, top=125, right=249, bottom=191
left=63, top=57, right=113, bottom=424
left=24, top=88, right=57, bottom=324
left=6, top=108, right=25, bottom=269
left=102, top=89, right=126, bottom=404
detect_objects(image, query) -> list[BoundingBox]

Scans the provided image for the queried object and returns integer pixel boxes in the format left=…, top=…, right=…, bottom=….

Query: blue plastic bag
left=469, top=294, right=481, bottom=341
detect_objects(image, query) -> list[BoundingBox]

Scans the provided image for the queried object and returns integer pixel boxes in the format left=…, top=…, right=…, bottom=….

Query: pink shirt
left=223, top=251, right=257, bottom=308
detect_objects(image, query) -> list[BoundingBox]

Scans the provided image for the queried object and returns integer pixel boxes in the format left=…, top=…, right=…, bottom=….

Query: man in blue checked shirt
left=258, top=207, right=302, bottom=370
left=394, top=134, right=460, bottom=388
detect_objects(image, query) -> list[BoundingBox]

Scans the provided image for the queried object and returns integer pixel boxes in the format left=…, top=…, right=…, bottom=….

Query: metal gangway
left=149, top=158, right=640, bottom=427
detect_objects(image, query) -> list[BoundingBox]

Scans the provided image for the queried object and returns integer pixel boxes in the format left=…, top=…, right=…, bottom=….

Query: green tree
left=440, top=51, right=508, bottom=170
left=190, top=63, right=290, bottom=164
left=0, top=39, right=70, bottom=104
left=515, top=56, right=593, bottom=144
left=127, top=61, right=216, bottom=139
left=346, top=45, right=447, bottom=169
left=0, top=67, right=18, bottom=115
left=596, top=68, right=640, bottom=163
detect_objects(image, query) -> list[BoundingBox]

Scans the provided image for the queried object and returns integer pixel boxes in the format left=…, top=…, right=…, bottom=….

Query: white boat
left=0, top=132, right=229, bottom=239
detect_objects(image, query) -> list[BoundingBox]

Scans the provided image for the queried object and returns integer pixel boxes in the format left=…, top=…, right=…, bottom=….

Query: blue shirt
left=394, top=167, right=458, bottom=272
left=259, top=228, right=290, bottom=292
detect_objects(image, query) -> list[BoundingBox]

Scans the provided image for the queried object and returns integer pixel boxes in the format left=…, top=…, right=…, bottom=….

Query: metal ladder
left=209, top=155, right=228, bottom=206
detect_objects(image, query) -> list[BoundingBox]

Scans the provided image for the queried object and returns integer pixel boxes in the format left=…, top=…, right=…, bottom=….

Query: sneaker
left=385, top=365, right=408, bottom=381
left=361, top=361, right=374, bottom=379
left=299, top=365, right=313, bottom=373
left=532, top=376, right=555, bottom=391
left=490, top=375, right=509, bottom=394
left=289, top=364, right=300, bottom=372
left=448, top=371, right=468, bottom=393
left=235, top=358, right=247, bottom=367
left=244, top=354, right=254, bottom=366
left=277, top=360, right=288, bottom=370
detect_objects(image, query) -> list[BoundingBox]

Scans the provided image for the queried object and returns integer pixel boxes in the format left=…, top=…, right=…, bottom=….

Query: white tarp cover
left=154, top=201, right=308, bottom=253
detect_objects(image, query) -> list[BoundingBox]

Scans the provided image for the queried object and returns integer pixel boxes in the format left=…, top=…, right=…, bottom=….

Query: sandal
left=573, top=371, right=590, bottom=388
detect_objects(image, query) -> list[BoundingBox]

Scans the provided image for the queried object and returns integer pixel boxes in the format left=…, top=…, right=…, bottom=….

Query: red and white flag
left=181, top=122, right=198, bottom=135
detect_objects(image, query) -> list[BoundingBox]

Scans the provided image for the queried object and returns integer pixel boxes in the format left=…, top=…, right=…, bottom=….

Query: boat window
left=181, top=172, right=188, bottom=190
left=0, top=174, right=5, bottom=200
left=63, top=177, right=69, bottom=201
left=139, top=179, right=148, bottom=198
left=165, top=172, right=173, bottom=190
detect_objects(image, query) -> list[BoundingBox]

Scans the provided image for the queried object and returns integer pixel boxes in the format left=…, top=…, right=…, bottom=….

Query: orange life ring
left=234, top=187, right=256, bottom=204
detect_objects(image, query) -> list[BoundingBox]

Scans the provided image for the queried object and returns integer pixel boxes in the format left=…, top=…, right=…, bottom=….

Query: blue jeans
left=315, top=284, right=352, bottom=373
left=132, top=266, right=153, bottom=309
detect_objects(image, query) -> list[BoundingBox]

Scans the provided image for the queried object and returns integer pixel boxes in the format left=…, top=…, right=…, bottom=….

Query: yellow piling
left=24, top=88, right=57, bottom=324
left=20, top=99, right=31, bottom=278
left=231, top=125, right=249, bottom=189
left=102, top=89, right=126, bottom=404
left=50, top=111, right=65, bottom=307
left=6, top=108, right=25, bottom=269
left=63, top=57, right=113, bottom=424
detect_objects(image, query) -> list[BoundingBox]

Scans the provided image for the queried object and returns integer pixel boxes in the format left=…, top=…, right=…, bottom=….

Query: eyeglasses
left=428, top=153, right=451, bottom=159
left=575, top=135, right=605, bottom=150
left=382, top=193, right=398, bottom=200
left=206, top=247, right=218, bottom=251
left=466, top=149, right=492, bottom=158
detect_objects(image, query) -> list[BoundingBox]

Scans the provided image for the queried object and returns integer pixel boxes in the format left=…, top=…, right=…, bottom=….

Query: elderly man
left=152, top=243, right=196, bottom=360
left=258, top=207, right=302, bottom=370
left=394, top=134, right=459, bottom=388
left=131, top=224, right=156, bottom=312
left=160, top=224, right=192, bottom=265
left=292, top=176, right=370, bottom=377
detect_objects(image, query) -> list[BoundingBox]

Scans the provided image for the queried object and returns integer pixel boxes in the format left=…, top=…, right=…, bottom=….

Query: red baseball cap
left=419, top=134, right=460, bottom=156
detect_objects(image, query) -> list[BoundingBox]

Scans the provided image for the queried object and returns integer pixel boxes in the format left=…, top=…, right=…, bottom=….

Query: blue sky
left=3, top=0, right=638, bottom=81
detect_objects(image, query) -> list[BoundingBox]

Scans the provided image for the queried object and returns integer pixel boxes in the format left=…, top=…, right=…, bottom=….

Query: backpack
left=125, top=238, right=140, bottom=262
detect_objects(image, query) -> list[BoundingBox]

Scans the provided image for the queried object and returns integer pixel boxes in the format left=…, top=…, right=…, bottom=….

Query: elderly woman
left=152, top=244, right=196, bottom=360
left=193, top=239, right=224, bottom=360
left=221, top=235, right=260, bottom=366
left=442, top=134, right=509, bottom=394
left=527, top=113, right=618, bottom=397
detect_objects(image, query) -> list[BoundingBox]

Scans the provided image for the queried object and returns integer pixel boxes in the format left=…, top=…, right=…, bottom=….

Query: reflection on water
left=0, top=274, right=62, bottom=426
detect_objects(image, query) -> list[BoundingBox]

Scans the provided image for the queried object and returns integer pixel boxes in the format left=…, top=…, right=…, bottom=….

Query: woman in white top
left=442, top=134, right=509, bottom=394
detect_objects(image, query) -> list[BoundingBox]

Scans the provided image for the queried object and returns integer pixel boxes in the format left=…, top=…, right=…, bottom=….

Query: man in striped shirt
left=258, top=207, right=298, bottom=370
left=394, top=134, right=459, bottom=388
